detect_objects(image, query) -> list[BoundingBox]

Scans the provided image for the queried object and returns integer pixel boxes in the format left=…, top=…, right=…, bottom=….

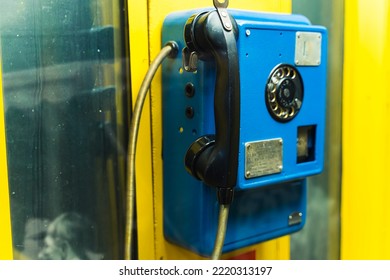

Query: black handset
left=182, top=0, right=240, bottom=205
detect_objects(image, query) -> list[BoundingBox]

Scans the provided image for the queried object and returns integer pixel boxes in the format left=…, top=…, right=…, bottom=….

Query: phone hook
left=213, top=0, right=232, bottom=31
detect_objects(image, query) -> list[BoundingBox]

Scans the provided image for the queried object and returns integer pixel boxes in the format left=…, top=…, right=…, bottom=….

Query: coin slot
left=297, top=125, right=316, bottom=163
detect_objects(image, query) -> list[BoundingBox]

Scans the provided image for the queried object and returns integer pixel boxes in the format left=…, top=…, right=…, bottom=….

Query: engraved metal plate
left=295, top=32, right=322, bottom=66
left=245, top=138, right=283, bottom=179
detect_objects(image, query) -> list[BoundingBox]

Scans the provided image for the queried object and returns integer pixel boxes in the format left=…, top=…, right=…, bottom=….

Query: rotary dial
left=265, top=64, right=303, bottom=122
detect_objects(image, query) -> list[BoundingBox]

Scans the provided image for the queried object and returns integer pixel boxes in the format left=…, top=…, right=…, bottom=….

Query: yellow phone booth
left=3, top=0, right=389, bottom=261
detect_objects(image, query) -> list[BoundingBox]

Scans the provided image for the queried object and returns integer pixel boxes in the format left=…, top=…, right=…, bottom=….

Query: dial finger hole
left=271, top=102, right=279, bottom=111
left=288, top=107, right=295, bottom=117
left=276, top=108, right=285, bottom=117
left=271, top=76, right=279, bottom=84
left=276, top=68, right=285, bottom=78
left=269, top=92, right=276, bottom=102
left=290, top=69, right=296, bottom=79
left=284, top=67, right=291, bottom=77
left=267, top=82, right=276, bottom=93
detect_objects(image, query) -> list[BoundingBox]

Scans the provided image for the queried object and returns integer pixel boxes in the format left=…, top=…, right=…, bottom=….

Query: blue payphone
left=161, top=1, right=327, bottom=257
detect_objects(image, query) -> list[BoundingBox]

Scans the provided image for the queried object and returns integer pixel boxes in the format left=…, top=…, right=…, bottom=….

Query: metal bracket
left=213, top=0, right=232, bottom=31
left=182, top=47, right=198, bottom=72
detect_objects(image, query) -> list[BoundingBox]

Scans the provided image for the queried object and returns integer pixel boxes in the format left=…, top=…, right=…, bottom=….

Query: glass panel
left=0, top=0, right=129, bottom=259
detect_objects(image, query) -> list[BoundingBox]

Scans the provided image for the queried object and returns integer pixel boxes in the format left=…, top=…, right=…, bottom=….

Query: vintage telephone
left=161, top=0, right=327, bottom=258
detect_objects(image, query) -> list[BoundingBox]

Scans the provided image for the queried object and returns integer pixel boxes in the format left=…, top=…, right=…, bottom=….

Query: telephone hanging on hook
left=162, top=4, right=327, bottom=256
left=182, top=0, right=240, bottom=205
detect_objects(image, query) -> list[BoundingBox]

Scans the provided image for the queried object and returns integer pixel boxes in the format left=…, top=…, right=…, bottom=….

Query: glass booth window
left=0, top=0, right=129, bottom=259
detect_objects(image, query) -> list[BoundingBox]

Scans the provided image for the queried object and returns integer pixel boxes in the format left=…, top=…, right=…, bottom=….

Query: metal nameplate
left=295, top=32, right=322, bottom=66
left=245, top=138, right=283, bottom=179
left=288, top=212, right=303, bottom=226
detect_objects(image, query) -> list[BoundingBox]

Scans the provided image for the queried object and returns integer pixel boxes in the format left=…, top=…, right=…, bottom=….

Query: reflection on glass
left=39, top=212, right=103, bottom=260
left=0, top=0, right=129, bottom=259
left=21, top=218, right=50, bottom=259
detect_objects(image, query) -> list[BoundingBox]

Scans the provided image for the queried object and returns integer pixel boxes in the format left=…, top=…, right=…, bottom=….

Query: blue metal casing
left=162, top=9, right=327, bottom=256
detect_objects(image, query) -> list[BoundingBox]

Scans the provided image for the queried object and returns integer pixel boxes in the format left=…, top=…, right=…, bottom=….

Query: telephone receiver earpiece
left=182, top=3, right=240, bottom=205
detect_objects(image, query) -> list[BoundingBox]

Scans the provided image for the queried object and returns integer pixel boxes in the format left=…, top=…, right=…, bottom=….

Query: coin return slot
left=297, top=125, right=316, bottom=163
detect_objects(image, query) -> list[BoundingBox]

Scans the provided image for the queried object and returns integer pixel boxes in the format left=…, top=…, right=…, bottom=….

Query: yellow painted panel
left=144, top=0, right=292, bottom=259
left=128, top=0, right=156, bottom=260
left=342, top=0, right=390, bottom=259
left=0, top=49, right=13, bottom=259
